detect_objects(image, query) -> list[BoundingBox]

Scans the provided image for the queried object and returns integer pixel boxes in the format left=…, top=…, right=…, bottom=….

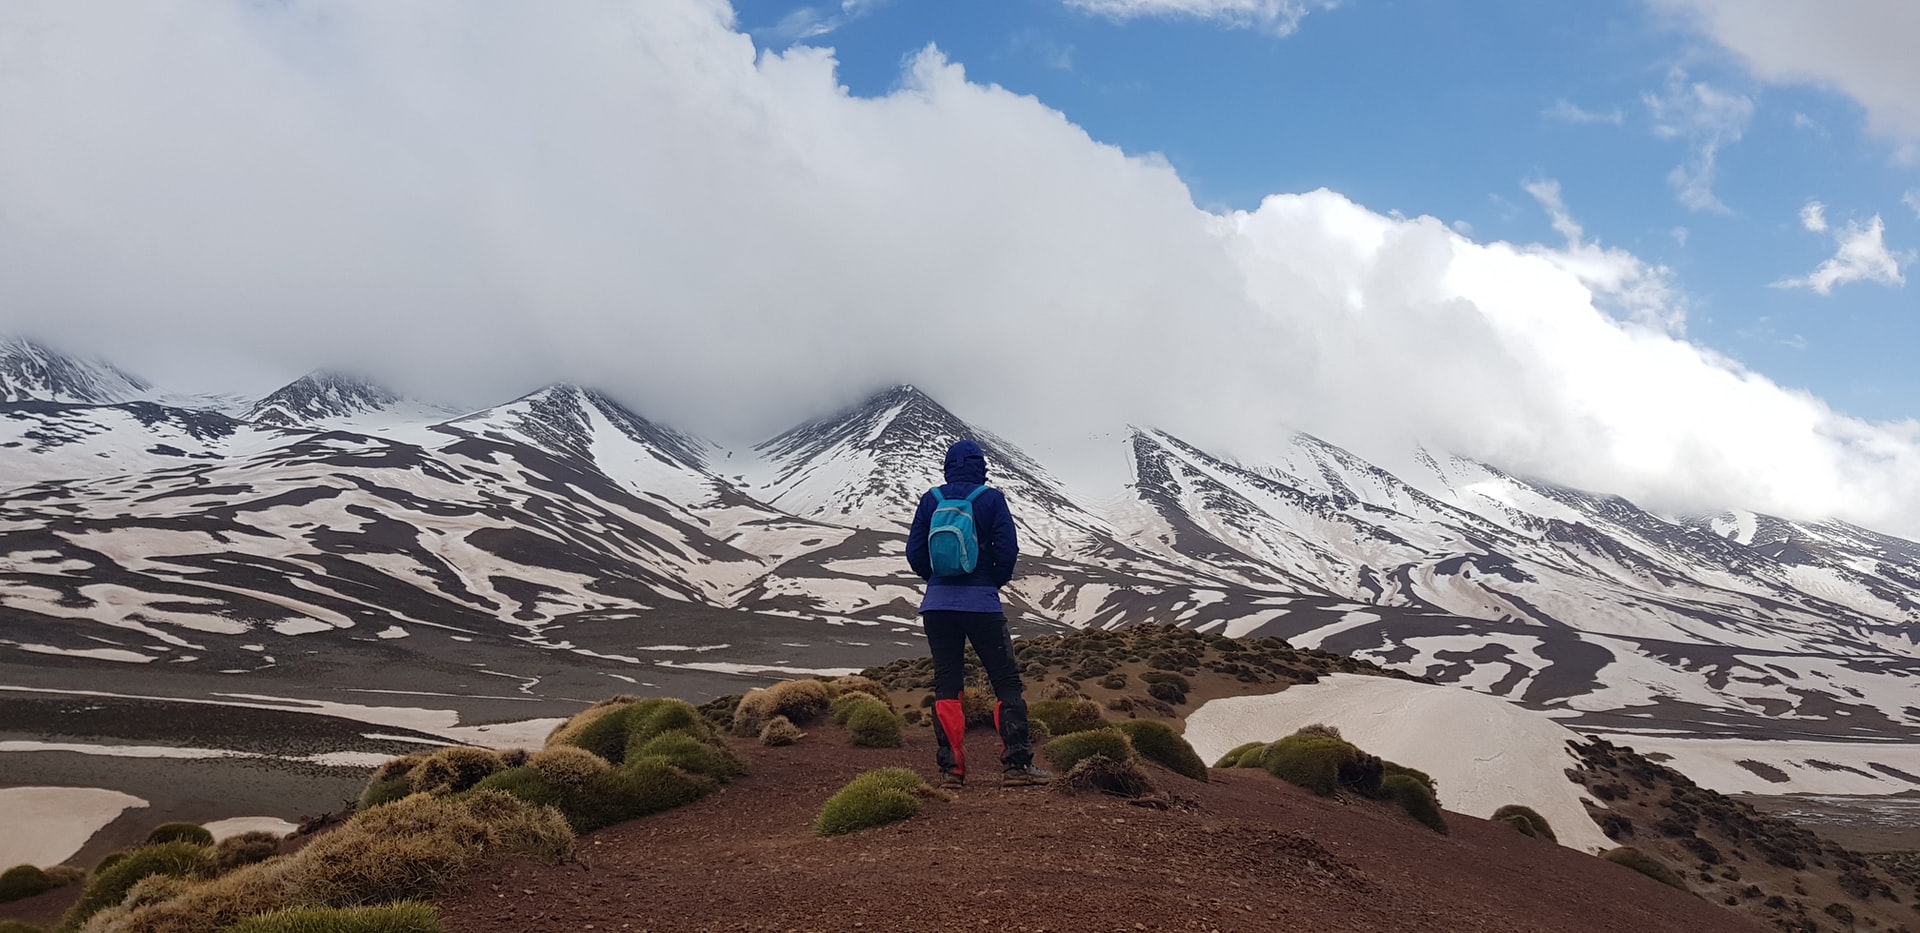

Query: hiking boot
left=1002, top=764, right=1052, bottom=787
left=939, top=770, right=966, bottom=789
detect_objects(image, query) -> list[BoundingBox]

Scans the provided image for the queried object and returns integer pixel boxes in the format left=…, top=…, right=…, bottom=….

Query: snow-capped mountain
left=244, top=371, right=433, bottom=428
left=0, top=337, right=149, bottom=404
left=2, top=342, right=1917, bottom=749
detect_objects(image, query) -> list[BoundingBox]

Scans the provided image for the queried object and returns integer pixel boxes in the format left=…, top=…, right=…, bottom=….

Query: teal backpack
left=927, top=485, right=989, bottom=577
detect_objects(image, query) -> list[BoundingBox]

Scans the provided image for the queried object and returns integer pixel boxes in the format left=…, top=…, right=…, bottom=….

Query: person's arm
left=905, top=490, right=935, bottom=581
left=985, top=489, right=1019, bottom=588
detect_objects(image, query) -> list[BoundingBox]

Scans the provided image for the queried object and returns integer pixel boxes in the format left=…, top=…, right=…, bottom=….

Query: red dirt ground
left=439, top=723, right=1766, bottom=933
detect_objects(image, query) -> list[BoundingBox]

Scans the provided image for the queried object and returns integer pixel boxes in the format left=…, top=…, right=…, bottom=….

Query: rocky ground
left=436, top=717, right=1763, bottom=933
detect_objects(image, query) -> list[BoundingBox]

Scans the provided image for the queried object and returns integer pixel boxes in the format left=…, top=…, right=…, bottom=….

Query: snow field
left=1185, top=675, right=1615, bottom=853
left=0, top=787, right=148, bottom=867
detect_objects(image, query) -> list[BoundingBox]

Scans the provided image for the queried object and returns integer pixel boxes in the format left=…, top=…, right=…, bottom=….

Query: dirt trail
left=440, top=724, right=1764, bottom=933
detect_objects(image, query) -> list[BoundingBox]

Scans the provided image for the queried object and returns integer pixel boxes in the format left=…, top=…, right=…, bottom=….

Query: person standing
left=905, top=439, right=1049, bottom=787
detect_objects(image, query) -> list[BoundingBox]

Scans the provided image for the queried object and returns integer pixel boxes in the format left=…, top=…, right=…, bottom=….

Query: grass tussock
left=732, top=681, right=832, bottom=736
left=222, top=903, right=442, bottom=933
left=1, top=865, right=59, bottom=904
left=1381, top=761, right=1437, bottom=796
left=360, top=747, right=508, bottom=808
left=1602, top=846, right=1688, bottom=891
left=1027, top=699, right=1106, bottom=736
left=759, top=716, right=805, bottom=746
left=212, top=833, right=284, bottom=873
left=141, top=825, right=212, bottom=849
left=843, top=699, right=904, bottom=748
left=87, top=792, right=573, bottom=933
left=824, top=676, right=891, bottom=704
left=628, top=731, right=743, bottom=779
left=1380, top=774, right=1447, bottom=834
left=1057, top=755, right=1155, bottom=798
left=1490, top=804, right=1555, bottom=842
left=1112, top=720, right=1207, bottom=782
left=815, top=769, right=934, bottom=837
left=1258, top=732, right=1382, bottom=797
left=1041, top=728, right=1133, bottom=774
left=59, top=842, right=214, bottom=931
left=1214, top=741, right=1267, bottom=769
left=474, top=757, right=713, bottom=834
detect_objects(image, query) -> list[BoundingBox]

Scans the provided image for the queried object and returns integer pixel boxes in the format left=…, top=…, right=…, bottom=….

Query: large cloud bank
left=1, top=0, right=1917, bottom=533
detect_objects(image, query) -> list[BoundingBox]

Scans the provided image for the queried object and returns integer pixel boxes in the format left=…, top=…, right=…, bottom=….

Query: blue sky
left=738, top=0, right=1919, bottom=423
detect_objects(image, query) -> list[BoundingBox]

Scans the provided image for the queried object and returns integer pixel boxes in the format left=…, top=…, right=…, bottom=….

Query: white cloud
left=1671, top=226, right=1689, bottom=247
left=1643, top=70, right=1754, bottom=213
left=1062, top=0, right=1335, bottom=36
left=761, top=0, right=884, bottom=42
left=1905, top=190, right=1920, bottom=219
left=1544, top=100, right=1624, bottom=125
left=2, top=1, right=1920, bottom=535
left=1775, top=214, right=1912, bottom=295
left=1799, top=200, right=1828, bottom=233
left=1653, top=0, right=1920, bottom=144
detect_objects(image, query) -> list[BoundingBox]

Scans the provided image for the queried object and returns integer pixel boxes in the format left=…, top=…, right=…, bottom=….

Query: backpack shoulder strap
left=930, top=486, right=948, bottom=504
left=962, top=484, right=989, bottom=503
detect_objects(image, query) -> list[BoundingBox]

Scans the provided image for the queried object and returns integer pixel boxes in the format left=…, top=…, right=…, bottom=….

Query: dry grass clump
left=1214, top=741, right=1267, bottom=769
left=1382, top=761, right=1437, bottom=795
left=825, top=676, right=891, bottom=704
left=759, top=716, right=805, bottom=746
left=407, top=748, right=505, bottom=796
left=1, top=864, right=60, bottom=903
left=1295, top=722, right=1343, bottom=739
left=525, top=746, right=612, bottom=788
left=141, top=825, right=212, bottom=848
left=60, top=842, right=214, bottom=931
left=1380, top=774, right=1447, bottom=834
left=1057, top=755, right=1155, bottom=798
left=1491, top=804, right=1556, bottom=842
left=732, top=681, right=832, bottom=736
left=1602, top=846, right=1688, bottom=891
left=629, top=731, right=744, bottom=778
left=815, top=769, right=938, bottom=836
left=212, top=832, right=284, bottom=873
left=1041, top=728, right=1133, bottom=774
left=85, top=792, right=572, bottom=933
left=1027, top=699, right=1105, bottom=736
left=475, top=756, right=713, bottom=834
left=223, top=903, right=441, bottom=933
left=1112, top=720, right=1207, bottom=782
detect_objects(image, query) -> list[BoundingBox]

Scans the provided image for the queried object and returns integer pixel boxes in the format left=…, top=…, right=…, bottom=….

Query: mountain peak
left=0, top=336, right=150, bottom=404
left=245, top=370, right=404, bottom=427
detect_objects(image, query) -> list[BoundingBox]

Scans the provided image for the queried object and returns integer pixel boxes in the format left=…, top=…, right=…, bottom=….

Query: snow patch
left=0, top=787, right=148, bottom=867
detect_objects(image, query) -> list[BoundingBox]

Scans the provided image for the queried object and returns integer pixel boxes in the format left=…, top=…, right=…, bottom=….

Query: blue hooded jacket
left=906, top=439, right=1019, bottom=613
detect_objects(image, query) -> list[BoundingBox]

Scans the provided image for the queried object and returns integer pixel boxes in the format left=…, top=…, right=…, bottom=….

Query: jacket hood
left=943, top=439, right=988, bottom=485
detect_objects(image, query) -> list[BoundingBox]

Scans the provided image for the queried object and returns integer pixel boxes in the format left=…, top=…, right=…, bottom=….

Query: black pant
left=923, top=610, right=1032, bottom=772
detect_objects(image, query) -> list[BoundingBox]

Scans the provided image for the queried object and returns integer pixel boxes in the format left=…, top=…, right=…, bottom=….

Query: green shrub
left=1113, top=720, right=1207, bottom=781
left=1138, top=671, right=1191, bottom=691
left=1602, top=847, right=1688, bottom=891
left=630, top=730, right=743, bottom=778
left=1027, top=699, right=1105, bottom=736
left=359, top=776, right=415, bottom=810
left=60, top=842, right=213, bottom=930
left=1215, top=741, right=1267, bottom=768
left=0, top=865, right=57, bottom=903
left=213, top=832, right=284, bottom=872
left=1042, top=728, right=1132, bottom=774
left=624, top=699, right=710, bottom=748
left=1098, top=673, right=1128, bottom=690
left=407, top=747, right=505, bottom=796
left=1259, top=733, right=1382, bottom=796
left=845, top=703, right=905, bottom=748
left=144, top=823, right=214, bottom=848
left=1381, top=761, right=1436, bottom=795
left=1295, top=722, right=1342, bottom=739
left=1381, top=774, right=1447, bottom=834
left=815, top=769, right=931, bottom=836
left=830, top=693, right=878, bottom=724
left=1234, top=743, right=1271, bottom=768
left=759, top=715, right=805, bottom=746
left=223, top=902, right=443, bottom=933
left=547, top=702, right=638, bottom=762
left=475, top=757, right=714, bottom=834
left=1058, top=755, right=1153, bottom=798
left=1490, top=804, right=1555, bottom=842
left=1145, top=682, right=1185, bottom=704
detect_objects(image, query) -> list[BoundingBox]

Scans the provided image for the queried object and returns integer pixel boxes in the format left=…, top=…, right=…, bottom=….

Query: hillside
left=435, top=722, right=1762, bottom=933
